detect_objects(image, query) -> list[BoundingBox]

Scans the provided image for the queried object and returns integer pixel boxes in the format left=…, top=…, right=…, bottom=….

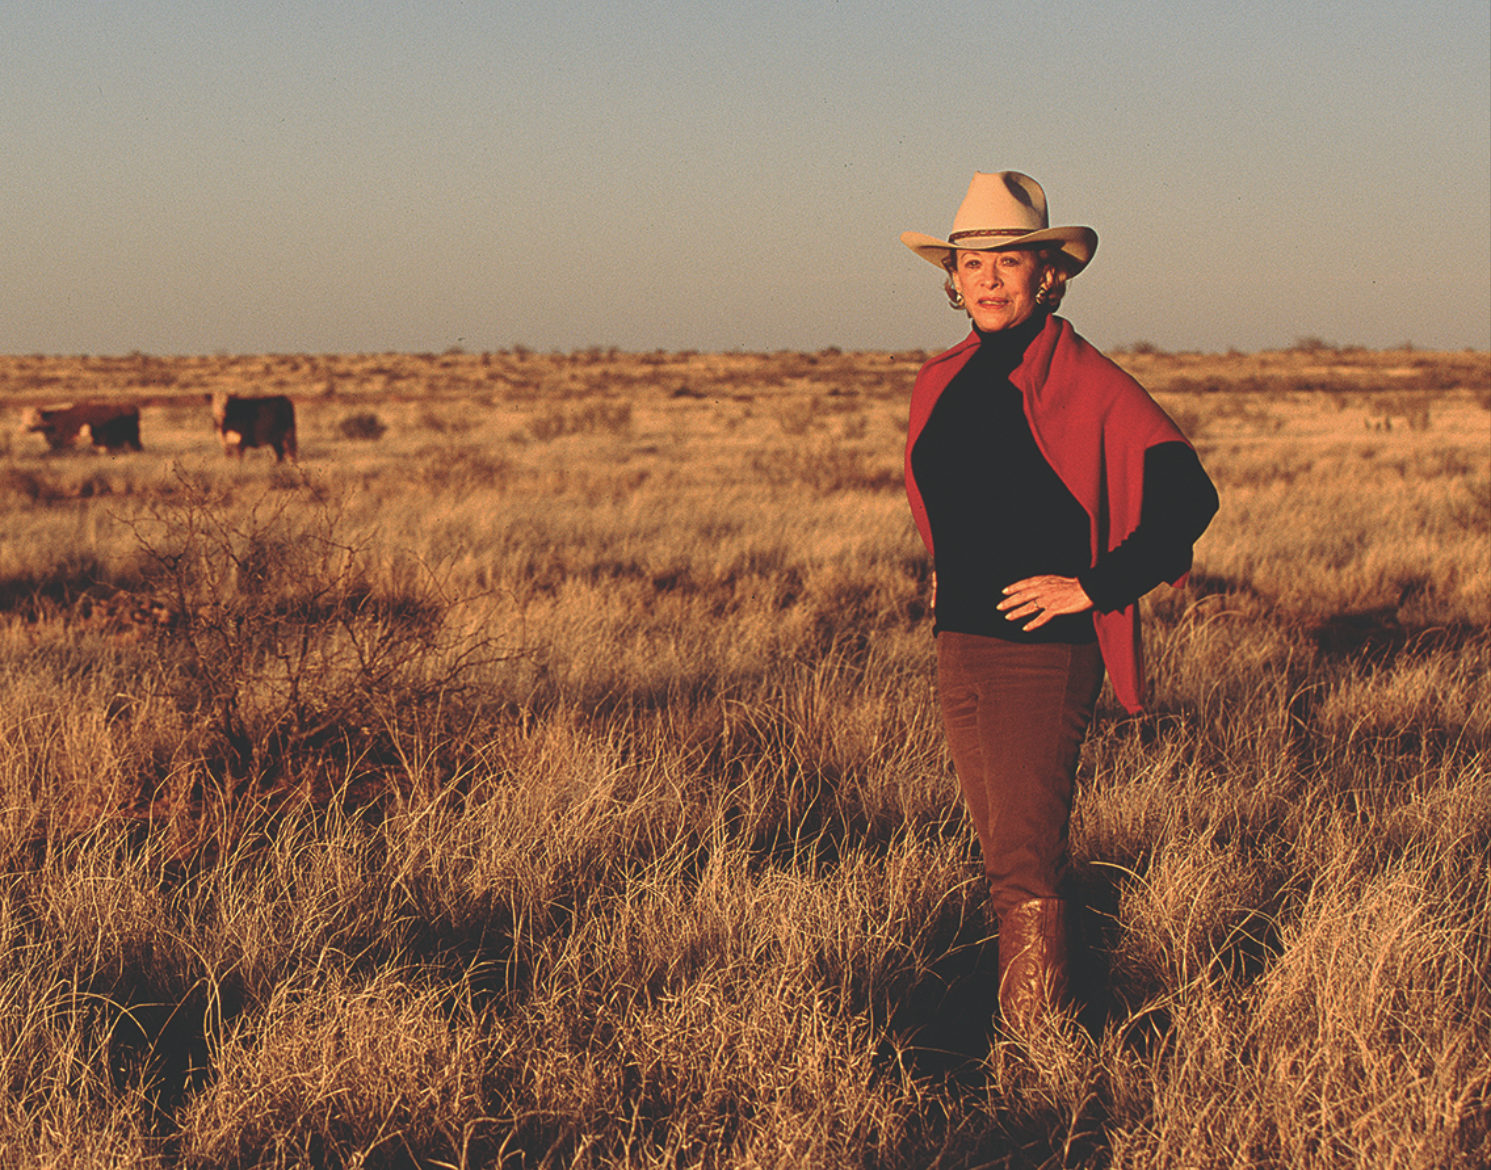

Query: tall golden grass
left=0, top=344, right=1487, bottom=1167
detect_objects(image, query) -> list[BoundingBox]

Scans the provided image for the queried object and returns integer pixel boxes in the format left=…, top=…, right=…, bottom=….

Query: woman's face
left=951, top=248, right=1048, bottom=332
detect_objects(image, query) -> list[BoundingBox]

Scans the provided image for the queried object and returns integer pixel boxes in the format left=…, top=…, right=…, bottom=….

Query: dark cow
left=211, top=393, right=297, bottom=462
left=21, top=403, right=143, bottom=452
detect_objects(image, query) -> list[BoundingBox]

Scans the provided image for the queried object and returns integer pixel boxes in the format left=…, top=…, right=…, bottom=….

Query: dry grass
left=0, top=345, right=1487, bottom=1167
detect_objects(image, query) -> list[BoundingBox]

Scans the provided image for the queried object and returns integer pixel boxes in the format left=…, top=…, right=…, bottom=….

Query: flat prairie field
left=0, top=345, right=1487, bottom=1168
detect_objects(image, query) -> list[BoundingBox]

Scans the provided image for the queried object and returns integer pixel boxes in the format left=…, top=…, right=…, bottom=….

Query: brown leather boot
left=997, top=897, right=1071, bottom=1037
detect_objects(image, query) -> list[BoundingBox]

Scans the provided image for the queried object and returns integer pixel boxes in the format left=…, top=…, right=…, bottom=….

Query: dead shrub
left=125, top=471, right=513, bottom=785
left=337, top=411, right=387, bottom=441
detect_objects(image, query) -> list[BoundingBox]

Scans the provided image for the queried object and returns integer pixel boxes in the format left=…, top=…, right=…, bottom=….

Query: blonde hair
left=942, top=246, right=1073, bottom=313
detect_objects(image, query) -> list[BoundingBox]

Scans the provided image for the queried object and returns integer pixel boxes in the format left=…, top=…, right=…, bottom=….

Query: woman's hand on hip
left=998, top=575, right=1094, bottom=631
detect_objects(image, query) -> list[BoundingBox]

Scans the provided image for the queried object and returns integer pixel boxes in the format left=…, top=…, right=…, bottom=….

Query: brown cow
left=211, top=393, right=297, bottom=462
left=21, top=403, right=143, bottom=452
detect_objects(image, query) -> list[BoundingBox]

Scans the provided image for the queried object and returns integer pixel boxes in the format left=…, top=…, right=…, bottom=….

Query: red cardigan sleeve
left=904, top=332, right=979, bottom=558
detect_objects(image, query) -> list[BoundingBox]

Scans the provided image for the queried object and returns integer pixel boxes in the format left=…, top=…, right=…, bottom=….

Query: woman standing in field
left=901, top=171, right=1218, bottom=1037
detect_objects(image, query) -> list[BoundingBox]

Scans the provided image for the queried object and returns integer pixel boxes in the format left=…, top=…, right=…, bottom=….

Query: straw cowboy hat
left=901, top=171, right=1097, bottom=273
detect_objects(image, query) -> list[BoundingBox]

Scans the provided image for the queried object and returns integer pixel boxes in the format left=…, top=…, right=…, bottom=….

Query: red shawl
left=904, top=313, right=1191, bottom=713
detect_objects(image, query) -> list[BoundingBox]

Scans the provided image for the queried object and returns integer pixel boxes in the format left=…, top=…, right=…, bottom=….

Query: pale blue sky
left=3, top=1, right=1488, bottom=355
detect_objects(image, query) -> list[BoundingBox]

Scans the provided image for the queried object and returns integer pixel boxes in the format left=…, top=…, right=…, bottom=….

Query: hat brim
left=900, top=226, right=1097, bottom=274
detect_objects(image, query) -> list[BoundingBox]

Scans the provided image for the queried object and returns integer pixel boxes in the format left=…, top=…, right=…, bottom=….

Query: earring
left=949, top=288, right=965, bottom=310
left=1035, top=286, right=1050, bottom=305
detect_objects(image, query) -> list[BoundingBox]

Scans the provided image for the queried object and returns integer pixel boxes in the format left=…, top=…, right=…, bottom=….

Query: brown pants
left=935, top=632, right=1104, bottom=918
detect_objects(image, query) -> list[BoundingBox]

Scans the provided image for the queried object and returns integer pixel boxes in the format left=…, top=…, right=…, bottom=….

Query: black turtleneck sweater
left=909, top=313, right=1217, bottom=643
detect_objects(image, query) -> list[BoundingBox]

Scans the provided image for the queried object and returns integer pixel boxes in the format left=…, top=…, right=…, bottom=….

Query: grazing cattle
left=21, top=403, right=143, bottom=452
left=211, top=393, right=297, bottom=462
